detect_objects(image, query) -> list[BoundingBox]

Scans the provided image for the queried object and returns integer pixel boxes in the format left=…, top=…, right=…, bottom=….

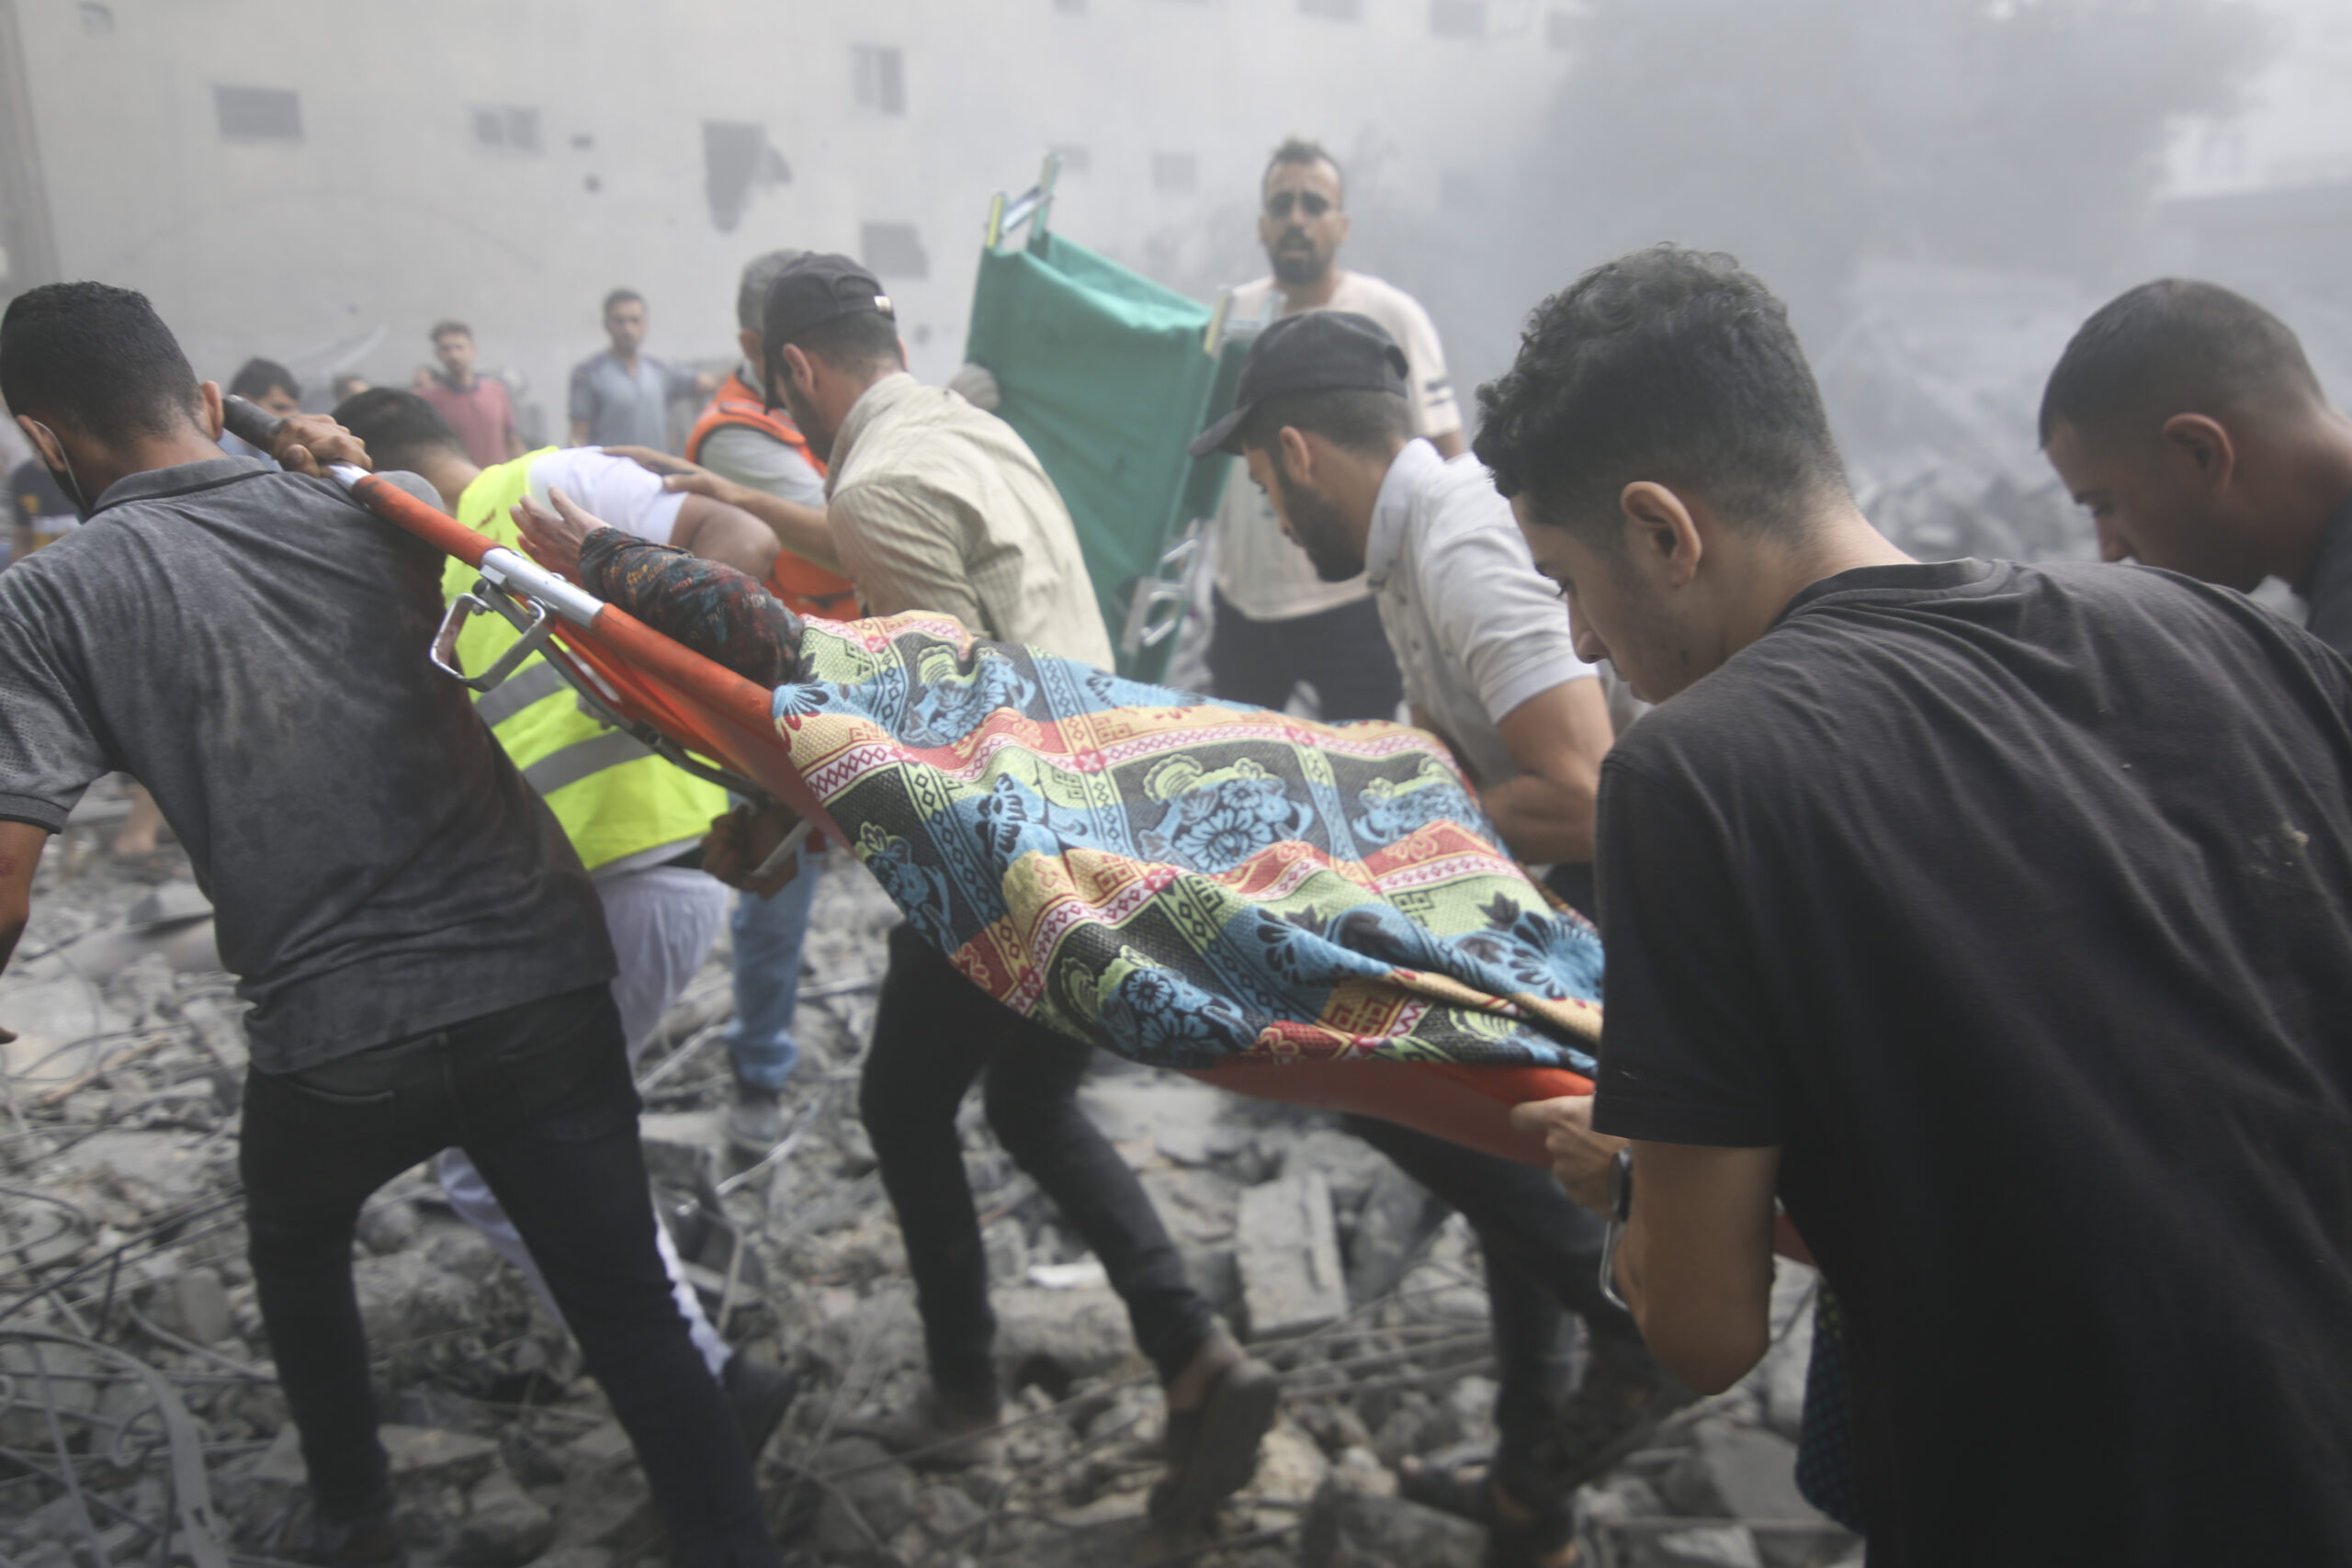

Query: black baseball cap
left=1189, top=310, right=1409, bottom=458
left=762, top=253, right=895, bottom=359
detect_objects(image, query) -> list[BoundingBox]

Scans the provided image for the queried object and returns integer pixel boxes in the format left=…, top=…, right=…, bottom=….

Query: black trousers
left=1205, top=588, right=1405, bottom=723
left=1342, top=1114, right=1647, bottom=1480
left=240, top=985, right=777, bottom=1568
left=859, top=925, right=1218, bottom=1405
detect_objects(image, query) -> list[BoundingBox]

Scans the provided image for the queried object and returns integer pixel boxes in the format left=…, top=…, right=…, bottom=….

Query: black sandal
left=1148, top=1353, right=1281, bottom=1529
left=1397, top=1455, right=1578, bottom=1568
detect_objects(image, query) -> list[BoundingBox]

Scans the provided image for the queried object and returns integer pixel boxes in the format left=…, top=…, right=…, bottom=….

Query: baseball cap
left=762, top=253, right=895, bottom=357
left=1189, top=310, right=1409, bottom=458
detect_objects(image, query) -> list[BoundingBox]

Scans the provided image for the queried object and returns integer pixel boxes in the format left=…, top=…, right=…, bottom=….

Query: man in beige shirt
left=757, top=254, right=1111, bottom=664
left=751, top=254, right=1275, bottom=1525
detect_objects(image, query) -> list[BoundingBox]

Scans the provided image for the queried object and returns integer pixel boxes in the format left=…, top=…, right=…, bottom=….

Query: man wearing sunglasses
left=1206, top=139, right=1465, bottom=723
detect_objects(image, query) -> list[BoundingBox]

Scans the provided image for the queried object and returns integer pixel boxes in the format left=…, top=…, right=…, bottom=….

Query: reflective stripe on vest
left=448, top=451, right=726, bottom=873
left=472, top=660, right=570, bottom=728
left=685, top=373, right=862, bottom=619
left=521, top=727, right=658, bottom=799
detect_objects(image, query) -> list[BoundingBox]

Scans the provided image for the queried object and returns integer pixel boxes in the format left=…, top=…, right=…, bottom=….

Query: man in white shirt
left=1191, top=310, right=1682, bottom=1563
left=1205, top=139, right=1464, bottom=723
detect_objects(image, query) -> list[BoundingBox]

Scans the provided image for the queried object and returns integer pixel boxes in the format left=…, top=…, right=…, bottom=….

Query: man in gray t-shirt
left=567, top=288, right=712, bottom=451
left=0, top=283, right=782, bottom=1567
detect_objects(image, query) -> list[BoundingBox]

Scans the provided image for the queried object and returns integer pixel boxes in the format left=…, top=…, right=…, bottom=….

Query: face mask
left=26, top=421, right=91, bottom=520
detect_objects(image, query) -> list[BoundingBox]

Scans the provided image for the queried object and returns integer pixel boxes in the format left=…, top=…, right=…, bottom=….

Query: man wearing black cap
left=753, top=253, right=1111, bottom=662
left=1192, top=311, right=1676, bottom=1567
left=719, top=255, right=1275, bottom=1526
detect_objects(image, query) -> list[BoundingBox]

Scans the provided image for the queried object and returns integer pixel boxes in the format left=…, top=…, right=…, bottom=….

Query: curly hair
left=1472, top=245, right=1848, bottom=548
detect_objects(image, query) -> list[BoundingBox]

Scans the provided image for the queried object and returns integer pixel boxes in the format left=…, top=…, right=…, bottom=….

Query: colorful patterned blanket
left=773, top=612, right=1604, bottom=1072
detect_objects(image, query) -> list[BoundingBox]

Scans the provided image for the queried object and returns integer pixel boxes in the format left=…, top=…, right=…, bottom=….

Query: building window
left=1152, top=152, right=1198, bottom=195
left=469, top=105, right=541, bottom=153
left=862, top=221, right=929, bottom=278
left=1430, top=0, right=1487, bottom=38
left=1545, top=7, right=1577, bottom=49
left=852, top=46, right=907, bottom=115
left=1300, top=0, right=1361, bottom=17
left=215, top=85, right=301, bottom=142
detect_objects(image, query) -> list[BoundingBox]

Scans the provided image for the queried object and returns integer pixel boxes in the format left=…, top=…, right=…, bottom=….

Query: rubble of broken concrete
left=2, top=777, right=1859, bottom=1567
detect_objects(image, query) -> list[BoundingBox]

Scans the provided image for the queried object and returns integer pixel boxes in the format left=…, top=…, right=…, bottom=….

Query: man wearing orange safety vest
left=604, top=250, right=853, bottom=1156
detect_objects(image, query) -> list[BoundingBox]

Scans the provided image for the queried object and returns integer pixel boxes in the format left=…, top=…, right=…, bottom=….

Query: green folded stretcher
left=963, top=159, right=1252, bottom=683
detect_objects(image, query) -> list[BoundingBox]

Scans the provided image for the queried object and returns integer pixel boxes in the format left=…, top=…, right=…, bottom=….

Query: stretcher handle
left=221, top=393, right=284, bottom=451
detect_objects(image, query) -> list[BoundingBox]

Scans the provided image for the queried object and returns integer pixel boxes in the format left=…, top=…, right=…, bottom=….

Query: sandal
left=1397, top=1455, right=1578, bottom=1568
left=1148, top=1352, right=1281, bottom=1529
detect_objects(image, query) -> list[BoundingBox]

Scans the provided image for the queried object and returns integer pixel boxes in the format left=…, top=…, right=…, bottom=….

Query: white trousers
left=437, top=864, right=733, bottom=1376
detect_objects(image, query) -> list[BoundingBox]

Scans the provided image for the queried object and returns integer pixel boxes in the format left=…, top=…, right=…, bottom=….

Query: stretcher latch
left=431, top=582, right=557, bottom=693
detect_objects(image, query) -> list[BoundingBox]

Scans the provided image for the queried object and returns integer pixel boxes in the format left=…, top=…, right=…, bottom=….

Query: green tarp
left=964, top=231, right=1244, bottom=681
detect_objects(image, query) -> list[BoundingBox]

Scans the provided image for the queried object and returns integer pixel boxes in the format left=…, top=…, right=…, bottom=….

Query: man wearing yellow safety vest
left=331, top=388, right=798, bottom=1451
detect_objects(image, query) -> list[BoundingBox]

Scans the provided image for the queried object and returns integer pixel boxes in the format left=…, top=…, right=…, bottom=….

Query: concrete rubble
left=1, top=776, right=1858, bottom=1566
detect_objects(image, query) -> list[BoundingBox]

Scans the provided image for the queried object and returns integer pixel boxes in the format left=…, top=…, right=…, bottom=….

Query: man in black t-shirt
left=0, top=285, right=783, bottom=1568
left=1476, top=247, right=2352, bottom=1565
left=2039, top=278, right=2352, bottom=656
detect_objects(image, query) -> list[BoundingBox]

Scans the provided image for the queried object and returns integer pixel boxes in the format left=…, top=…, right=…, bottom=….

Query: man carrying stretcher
left=0, top=283, right=784, bottom=1566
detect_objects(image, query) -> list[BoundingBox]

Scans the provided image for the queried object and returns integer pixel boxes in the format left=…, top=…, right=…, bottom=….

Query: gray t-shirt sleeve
left=0, top=564, right=107, bottom=831
left=1420, top=506, right=1594, bottom=724
left=378, top=469, right=446, bottom=513
left=567, top=361, right=597, bottom=425
left=697, top=424, right=827, bottom=508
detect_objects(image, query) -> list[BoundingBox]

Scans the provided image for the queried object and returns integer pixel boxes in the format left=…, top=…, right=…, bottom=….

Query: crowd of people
left=0, top=131, right=2348, bottom=1568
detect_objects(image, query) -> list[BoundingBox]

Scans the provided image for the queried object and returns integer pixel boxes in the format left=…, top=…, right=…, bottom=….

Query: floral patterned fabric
left=580, top=528, right=804, bottom=688
left=774, top=610, right=1604, bottom=1072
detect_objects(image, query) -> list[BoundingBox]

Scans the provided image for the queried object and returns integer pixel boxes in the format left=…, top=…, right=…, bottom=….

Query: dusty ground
left=1, top=777, right=1854, bottom=1568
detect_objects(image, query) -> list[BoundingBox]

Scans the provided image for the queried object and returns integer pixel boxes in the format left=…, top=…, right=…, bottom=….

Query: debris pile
left=3, top=778, right=1855, bottom=1566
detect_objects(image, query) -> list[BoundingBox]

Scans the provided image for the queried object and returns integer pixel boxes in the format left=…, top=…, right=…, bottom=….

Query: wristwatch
left=1598, top=1147, right=1634, bottom=1311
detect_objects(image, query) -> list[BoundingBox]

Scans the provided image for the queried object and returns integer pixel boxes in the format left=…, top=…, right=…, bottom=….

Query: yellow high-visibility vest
left=444, top=450, right=724, bottom=872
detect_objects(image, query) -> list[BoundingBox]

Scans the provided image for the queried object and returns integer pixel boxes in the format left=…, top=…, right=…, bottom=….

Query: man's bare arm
left=0, top=820, right=51, bottom=1043
left=669, top=494, right=783, bottom=581
left=606, top=446, right=840, bottom=572
left=1481, top=677, right=1613, bottom=864
left=1616, top=1140, right=1781, bottom=1394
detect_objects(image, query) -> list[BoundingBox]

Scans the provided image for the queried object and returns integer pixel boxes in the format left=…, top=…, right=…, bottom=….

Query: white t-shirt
left=1212, top=271, right=1463, bottom=623
left=1363, top=439, right=1594, bottom=789
left=526, top=446, right=686, bottom=545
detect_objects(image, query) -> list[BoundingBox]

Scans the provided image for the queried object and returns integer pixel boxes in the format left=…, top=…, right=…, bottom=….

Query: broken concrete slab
left=1300, top=1479, right=1487, bottom=1568
left=451, top=1468, right=556, bottom=1566
left=0, top=975, right=127, bottom=1087
left=1346, top=1158, right=1449, bottom=1304
left=1238, top=1170, right=1347, bottom=1339
left=1278, top=1127, right=1393, bottom=1215
left=993, top=1284, right=1138, bottom=1395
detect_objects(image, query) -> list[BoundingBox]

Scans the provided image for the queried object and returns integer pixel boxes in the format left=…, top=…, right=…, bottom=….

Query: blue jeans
left=725, top=844, right=820, bottom=1090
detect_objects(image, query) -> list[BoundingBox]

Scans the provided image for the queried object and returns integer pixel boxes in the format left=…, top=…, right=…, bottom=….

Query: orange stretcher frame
left=345, top=468, right=1592, bottom=1173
